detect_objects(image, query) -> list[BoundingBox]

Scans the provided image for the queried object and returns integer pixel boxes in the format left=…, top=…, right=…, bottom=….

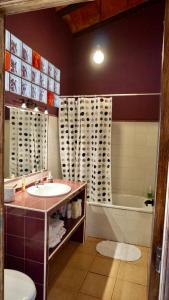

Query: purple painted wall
left=72, top=2, right=164, bottom=120
left=5, top=2, right=164, bottom=120
left=6, top=8, right=74, bottom=95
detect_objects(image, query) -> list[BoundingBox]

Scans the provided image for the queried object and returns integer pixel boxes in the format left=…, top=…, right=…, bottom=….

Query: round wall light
left=93, top=46, right=105, bottom=64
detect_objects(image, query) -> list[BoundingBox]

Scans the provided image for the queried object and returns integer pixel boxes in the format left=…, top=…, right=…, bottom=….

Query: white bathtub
left=86, top=193, right=153, bottom=247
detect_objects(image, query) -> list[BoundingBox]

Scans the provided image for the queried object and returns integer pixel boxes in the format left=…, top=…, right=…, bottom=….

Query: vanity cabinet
left=4, top=179, right=87, bottom=300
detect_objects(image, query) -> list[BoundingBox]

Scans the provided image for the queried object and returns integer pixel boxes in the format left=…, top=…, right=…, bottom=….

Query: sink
left=27, top=183, right=71, bottom=197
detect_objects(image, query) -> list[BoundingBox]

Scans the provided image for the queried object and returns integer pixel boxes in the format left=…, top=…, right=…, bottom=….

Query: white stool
left=4, top=269, right=37, bottom=300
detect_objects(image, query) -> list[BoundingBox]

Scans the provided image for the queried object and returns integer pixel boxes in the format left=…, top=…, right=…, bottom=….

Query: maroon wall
left=72, top=2, right=164, bottom=121
left=6, top=8, right=74, bottom=95
left=5, top=2, right=165, bottom=121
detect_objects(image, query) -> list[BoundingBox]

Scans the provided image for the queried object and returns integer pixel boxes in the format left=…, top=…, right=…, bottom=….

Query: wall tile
left=35, top=283, right=44, bottom=300
left=7, top=207, right=26, bottom=216
left=25, top=239, right=44, bottom=263
left=25, top=217, right=44, bottom=241
left=25, top=260, right=44, bottom=284
left=25, top=210, right=45, bottom=219
left=111, top=122, right=159, bottom=196
left=6, top=235, right=24, bottom=258
left=5, top=254, right=25, bottom=272
left=7, top=214, right=24, bottom=237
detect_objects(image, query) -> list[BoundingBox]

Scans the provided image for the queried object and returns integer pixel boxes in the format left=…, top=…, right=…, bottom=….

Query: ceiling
left=56, top=0, right=151, bottom=34
left=0, top=0, right=93, bottom=15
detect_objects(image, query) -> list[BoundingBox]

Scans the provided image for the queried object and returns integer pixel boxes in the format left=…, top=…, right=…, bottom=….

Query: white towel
left=49, top=227, right=66, bottom=248
left=49, top=216, right=66, bottom=248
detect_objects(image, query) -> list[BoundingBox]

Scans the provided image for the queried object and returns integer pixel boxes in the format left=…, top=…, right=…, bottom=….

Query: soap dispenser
left=47, top=171, right=53, bottom=183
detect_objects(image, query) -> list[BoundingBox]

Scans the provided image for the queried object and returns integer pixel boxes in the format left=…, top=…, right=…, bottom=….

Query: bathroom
left=0, top=0, right=168, bottom=299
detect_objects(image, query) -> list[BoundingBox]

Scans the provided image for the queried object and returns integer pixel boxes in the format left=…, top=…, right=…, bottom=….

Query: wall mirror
left=4, top=106, right=48, bottom=179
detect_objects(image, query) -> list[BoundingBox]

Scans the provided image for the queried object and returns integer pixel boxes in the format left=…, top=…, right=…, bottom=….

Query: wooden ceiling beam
left=0, top=0, right=94, bottom=15
left=73, top=0, right=161, bottom=36
left=57, top=2, right=89, bottom=16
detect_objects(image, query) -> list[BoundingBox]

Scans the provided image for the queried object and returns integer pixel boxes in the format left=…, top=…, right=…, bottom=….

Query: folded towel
left=49, top=216, right=66, bottom=249
left=50, top=218, right=64, bottom=227
left=49, top=227, right=66, bottom=249
left=49, top=223, right=64, bottom=235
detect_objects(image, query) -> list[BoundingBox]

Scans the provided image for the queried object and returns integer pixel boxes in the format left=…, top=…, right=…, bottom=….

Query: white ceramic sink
left=27, top=183, right=71, bottom=197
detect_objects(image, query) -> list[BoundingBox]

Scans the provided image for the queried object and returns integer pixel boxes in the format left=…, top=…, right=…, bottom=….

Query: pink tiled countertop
left=5, top=179, right=87, bottom=213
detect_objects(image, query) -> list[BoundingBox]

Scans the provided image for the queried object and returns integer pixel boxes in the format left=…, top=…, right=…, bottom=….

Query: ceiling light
left=93, top=46, right=104, bottom=64
left=33, top=104, right=39, bottom=113
left=21, top=100, right=27, bottom=111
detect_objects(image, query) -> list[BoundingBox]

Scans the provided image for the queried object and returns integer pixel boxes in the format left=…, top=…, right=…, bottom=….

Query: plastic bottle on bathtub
left=147, top=185, right=153, bottom=199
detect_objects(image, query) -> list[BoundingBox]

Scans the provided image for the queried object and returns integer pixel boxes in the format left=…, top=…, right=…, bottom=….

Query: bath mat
left=96, top=241, right=141, bottom=261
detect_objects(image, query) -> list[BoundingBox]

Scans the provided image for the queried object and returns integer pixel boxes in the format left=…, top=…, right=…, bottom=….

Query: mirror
left=4, top=106, right=48, bottom=178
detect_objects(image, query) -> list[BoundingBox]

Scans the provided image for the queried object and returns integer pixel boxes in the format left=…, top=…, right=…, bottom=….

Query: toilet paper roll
left=4, top=188, right=15, bottom=203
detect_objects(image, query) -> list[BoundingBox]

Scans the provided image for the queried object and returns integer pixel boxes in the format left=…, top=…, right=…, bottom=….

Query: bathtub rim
left=87, top=201, right=153, bottom=214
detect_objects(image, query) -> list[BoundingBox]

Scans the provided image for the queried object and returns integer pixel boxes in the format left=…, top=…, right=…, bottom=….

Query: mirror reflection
left=4, top=106, right=48, bottom=178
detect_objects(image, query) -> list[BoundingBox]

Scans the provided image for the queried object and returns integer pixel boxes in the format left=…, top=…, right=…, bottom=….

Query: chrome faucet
left=144, top=199, right=154, bottom=206
left=35, top=180, right=40, bottom=188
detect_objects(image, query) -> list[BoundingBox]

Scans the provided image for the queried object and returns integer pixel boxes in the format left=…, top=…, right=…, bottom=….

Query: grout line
left=78, top=291, right=100, bottom=299
left=48, top=238, right=149, bottom=298
left=118, top=278, right=148, bottom=287
left=77, top=253, right=97, bottom=294
left=115, top=259, right=148, bottom=287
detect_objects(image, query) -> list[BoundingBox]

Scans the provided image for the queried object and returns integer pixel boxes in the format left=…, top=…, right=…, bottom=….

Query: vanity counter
left=5, top=179, right=86, bottom=213
left=5, top=178, right=87, bottom=300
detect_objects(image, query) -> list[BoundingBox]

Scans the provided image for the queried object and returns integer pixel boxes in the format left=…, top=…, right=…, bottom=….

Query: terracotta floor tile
left=48, top=286, right=77, bottom=300
left=73, top=240, right=98, bottom=256
left=76, top=293, right=99, bottom=300
left=54, top=267, right=87, bottom=291
left=67, top=252, right=95, bottom=271
left=87, top=236, right=103, bottom=244
left=80, top=272, right=116, bottom=299
left=117, top=262, right=148, bottom=286
left=90, top=256, right=120, bottom=277
left=112, top=279, right=147, bottom=300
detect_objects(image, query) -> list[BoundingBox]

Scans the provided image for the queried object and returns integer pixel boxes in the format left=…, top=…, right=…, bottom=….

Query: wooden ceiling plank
left=73, top=0, right=159, bottom=36
left=0, top=0, right=94, bottom=15
left=57, top=2, right=89, bottom=16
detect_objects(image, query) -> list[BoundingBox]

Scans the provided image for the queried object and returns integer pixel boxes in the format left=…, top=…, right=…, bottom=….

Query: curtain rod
left=60, top=93, right=161, bottom=97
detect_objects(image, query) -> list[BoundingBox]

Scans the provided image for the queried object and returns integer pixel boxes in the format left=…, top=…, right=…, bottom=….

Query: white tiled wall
left=111, top=122, right=159, bottom=197
left=48, top=116, right=62, bottom=179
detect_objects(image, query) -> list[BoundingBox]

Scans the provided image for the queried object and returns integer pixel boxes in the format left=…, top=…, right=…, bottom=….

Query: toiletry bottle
left=77, top=199, right=82, bottom=217
left=67, top=203, right=72, bottom=219
left=47, top=171, right=53, bottom=183
left=72, top=200, right=79, bottom=219
left=147, top=185, right=153, bottom=199
left=22, top=176, right=26, bottom=192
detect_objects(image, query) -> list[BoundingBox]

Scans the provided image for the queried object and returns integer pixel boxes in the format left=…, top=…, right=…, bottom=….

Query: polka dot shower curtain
left=59, top=97, right=112, bottom=204
left=10, top=108, right=48, bottom=177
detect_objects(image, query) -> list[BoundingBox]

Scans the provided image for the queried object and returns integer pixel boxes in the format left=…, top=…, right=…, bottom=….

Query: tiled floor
left=48, top=237, right=149, bottom=300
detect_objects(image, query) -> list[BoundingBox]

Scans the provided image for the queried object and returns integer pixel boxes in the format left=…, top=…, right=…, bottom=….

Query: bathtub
left=86, top=193, right=153, bottom=247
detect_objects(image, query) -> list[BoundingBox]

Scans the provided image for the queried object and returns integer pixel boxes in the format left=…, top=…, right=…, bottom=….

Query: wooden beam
left=57, top=2, right=89, bottom=16
left=0, top=13, right=5, bottom=300
left=0, top=0, right=94, bottom=15
left=148, top=0, right=169, bottom=298
left=73, top=0, right=161, bottom=36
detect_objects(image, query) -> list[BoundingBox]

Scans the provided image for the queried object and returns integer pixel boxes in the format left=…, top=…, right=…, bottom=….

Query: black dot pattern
left=59, top=97, right=112, bottom=204
left=10, top=108, right=48, bottom=177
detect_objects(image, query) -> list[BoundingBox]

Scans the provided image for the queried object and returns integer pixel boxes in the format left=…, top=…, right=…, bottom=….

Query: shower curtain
left=10, top=108, right=48, bottom=177
left=59, top=96, right=112, bottom=204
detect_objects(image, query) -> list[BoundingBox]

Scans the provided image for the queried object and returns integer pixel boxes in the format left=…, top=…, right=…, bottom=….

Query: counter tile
left=5, top=179, right=86, bottom=213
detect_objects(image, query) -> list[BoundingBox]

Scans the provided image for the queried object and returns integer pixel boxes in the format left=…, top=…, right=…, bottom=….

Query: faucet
left=35, top=180, right=40, bottom=188
left=144, top=199, right=154, bottom=207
